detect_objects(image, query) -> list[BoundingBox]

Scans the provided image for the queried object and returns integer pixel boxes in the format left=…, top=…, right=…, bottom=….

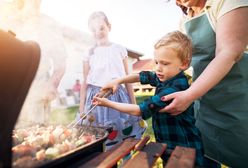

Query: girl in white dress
left=77, top=11, right=147, bottom=150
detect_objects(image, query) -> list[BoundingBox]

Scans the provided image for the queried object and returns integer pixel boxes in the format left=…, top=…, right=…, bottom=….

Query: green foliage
left=50, top=106, right=79, bottom=125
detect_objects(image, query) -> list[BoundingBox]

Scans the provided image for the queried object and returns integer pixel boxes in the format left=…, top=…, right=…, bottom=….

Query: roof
left=127, top=49, right=143, bottom=60
left=132, top=59, right=154, bottom=72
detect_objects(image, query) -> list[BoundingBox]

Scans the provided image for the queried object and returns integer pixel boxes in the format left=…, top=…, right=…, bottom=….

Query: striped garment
left=139, top=71, right=205, bottom=167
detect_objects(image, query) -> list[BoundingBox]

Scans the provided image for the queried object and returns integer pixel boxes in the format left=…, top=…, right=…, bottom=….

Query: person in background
left=0, top=0, right=67, bottom=125
left=77, top=11, right=147, bottom=150
left=72, top=79, right=81, bottom=104
left=93, top=31, right=206, bottom=167
left=160, top=0, right=248, bottom=167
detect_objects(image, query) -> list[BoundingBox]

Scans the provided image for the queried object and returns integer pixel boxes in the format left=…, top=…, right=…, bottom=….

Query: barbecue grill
left=0, top=30, right=109, bottom=168
left=0, top=29, right=40, bottom=168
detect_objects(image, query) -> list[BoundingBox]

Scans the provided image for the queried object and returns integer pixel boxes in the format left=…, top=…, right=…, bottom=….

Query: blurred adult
left=160, top=0, right=248, bottom=167
left=0, top=0, right=67, bottom=124
left=72, top=79, right=81, bottom=103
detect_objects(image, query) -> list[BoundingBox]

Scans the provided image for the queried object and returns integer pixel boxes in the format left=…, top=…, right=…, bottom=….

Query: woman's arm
left=79, top=61, right=89, bottom=113
left=161, top=7, right=248, bottom=114
left=43, top=61, right=66, bottom=101
left=189, top=7, right=248, bottom=99
left=123, top=57, right=137, bottom=104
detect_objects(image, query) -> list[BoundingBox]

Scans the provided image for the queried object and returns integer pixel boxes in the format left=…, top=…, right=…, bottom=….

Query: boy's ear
left=180, top=61, right=189, bottom=71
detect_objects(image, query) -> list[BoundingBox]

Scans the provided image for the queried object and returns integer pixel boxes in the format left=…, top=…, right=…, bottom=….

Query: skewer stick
left=68, top=89, right=113, bottom=128
left=71, top=104, right=97, bottom=128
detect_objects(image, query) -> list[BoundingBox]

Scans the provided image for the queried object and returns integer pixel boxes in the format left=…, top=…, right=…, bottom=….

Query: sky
left=41, top=0, right=182, bottom=58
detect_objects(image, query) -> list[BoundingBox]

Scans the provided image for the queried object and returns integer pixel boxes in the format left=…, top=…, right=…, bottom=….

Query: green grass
left=50, top=106, right=78, bottom=125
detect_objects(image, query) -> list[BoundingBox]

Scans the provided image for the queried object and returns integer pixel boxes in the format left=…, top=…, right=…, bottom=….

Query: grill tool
left=68, top=89, right=113, bottom=128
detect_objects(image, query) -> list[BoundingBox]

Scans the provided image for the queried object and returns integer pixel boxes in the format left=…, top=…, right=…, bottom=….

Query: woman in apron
left=161, top=0, right=248, bottom=167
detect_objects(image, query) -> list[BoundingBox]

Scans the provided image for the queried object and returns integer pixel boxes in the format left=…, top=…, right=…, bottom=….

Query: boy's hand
left=101, top=79, right=119, bottom=93
left=92, top=96, right=109, bottom=107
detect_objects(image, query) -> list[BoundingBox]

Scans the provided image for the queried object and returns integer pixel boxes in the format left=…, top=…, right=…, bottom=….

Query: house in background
left=132, top=59, right=155, bottom=96
left=127, top=49, right=143, bottom=71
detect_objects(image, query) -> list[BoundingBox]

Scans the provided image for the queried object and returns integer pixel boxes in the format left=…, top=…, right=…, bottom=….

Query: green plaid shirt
left=139, top=71, right=204, bottom=166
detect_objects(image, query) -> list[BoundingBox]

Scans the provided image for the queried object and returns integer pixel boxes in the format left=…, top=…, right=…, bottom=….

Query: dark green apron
left=184, top=13, right=248, bottom=168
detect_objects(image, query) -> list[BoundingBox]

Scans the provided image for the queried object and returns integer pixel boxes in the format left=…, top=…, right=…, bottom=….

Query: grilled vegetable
left=75, top=139, right=87, bottom=147
left=45, top=147, right=59, bottom=159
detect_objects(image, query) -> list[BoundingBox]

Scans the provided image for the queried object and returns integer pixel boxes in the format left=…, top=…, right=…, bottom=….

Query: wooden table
left=79, top=135, right=196, bottom=168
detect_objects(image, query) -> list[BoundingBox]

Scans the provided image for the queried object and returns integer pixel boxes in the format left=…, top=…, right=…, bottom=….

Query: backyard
left=50, top=96, right=228, bottom=168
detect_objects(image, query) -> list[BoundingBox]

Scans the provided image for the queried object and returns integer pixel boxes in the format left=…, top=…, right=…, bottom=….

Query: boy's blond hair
left=154, top=31, right=192, bottom=67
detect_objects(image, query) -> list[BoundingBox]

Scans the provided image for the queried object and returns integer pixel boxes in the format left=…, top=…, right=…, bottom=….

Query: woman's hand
left=159, top=90, right=194, bottom=115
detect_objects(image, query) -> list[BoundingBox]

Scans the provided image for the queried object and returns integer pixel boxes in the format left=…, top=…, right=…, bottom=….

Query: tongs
left=67, top=89, right=113, bottom=128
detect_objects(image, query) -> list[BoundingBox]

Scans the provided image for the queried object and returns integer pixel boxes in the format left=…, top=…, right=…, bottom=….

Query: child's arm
left=93, top=97, right=141, bottom=116
left=102, top=74, right=140, bottom=93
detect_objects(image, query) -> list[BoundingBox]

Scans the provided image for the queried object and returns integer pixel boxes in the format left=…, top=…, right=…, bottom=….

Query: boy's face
left=154, top=47, right=187, bottom=82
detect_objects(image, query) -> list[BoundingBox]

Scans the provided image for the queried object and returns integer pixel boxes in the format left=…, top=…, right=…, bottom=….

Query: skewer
left=67, top=89, right=113, bottom=128
left=66, top=103, right=97, bottom=128
left=70, top=104, right=97, bottom=128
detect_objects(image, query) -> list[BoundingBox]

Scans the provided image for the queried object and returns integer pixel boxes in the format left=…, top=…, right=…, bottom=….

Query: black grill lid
left=0, top=30, right=40, bottom=167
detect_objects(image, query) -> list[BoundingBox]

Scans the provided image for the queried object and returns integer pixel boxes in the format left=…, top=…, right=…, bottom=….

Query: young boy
left=93, top=31, right=204, bottom=167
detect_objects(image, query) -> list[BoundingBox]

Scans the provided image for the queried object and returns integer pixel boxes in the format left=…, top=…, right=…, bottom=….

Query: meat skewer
left=12, top=124, right=104, bottom=168
left=67, top=89, right=113, bottom=128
